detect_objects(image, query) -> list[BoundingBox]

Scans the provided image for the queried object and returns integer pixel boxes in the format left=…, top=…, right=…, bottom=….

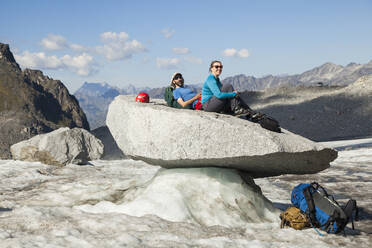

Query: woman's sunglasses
left=213, top=65, right=223, bottom=69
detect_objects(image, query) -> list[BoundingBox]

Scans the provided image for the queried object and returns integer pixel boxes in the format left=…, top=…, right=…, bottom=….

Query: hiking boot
left=250, top=112, right=265, bottom=122
left=233, top=106, right=254, bottom=117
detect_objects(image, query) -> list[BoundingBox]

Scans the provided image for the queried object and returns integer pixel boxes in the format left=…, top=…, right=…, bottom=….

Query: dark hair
left=209, top=60, right=222, bottom=72
left=170, top=73, right=183, bottom=89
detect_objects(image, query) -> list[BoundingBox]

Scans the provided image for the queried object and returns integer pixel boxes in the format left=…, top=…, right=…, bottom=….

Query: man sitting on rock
left=169, top=72, right=202, bottom=109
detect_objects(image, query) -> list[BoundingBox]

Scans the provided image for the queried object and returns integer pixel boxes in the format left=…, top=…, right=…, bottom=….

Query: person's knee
left=203, top=98, right=226, bottom=112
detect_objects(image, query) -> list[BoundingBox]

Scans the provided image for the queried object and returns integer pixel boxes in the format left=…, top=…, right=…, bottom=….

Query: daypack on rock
left=164, top=87, right=193, bottom=109
left=242, top=112, right=281, bottom=133
left=291, top=182, right=358, bottom=234
left=280, top=206, right=310, bottom=230
left=257, top=116, right=281, bottom=133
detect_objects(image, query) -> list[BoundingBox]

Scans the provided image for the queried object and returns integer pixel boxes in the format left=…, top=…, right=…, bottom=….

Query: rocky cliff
left=0, top=43, right=89, bottom=158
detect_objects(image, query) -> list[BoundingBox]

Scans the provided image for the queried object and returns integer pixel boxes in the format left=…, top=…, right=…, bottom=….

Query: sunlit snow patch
left=77, top=167, right=280, bottom=228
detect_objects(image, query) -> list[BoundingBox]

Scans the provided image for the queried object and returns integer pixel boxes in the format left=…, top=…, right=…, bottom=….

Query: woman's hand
left=192, top=92, right=201, bottom=101
left=234, top=91, right=239, bottom=98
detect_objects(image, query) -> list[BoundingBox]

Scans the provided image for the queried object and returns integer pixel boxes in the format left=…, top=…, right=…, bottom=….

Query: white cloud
left=101, top=31, right=129, bottom=41
left=40, top=34, right=68, bottom=50
left=69, top=43, right=86, bottom=52
left=96, top=31, right=146, bottom=61
left=40, top=34, right=87, bottom=52
left=222, top=48, right=250, bottom=58
left=222, top=48, right=238, bottom=57
left=142, top=56, right=150, bottom=64
left=184, top=56, right=203, bottom=64
left=172, top=47, right=190, bottom=54
left=161, top=28, right=175, bottom=39
left=61, top=53, right=97, bottom=76
left=15, top=51, right=63, bottom=69
left=156, top=57, right=180, bottom=69
left=237, top=48, right=250, bottom=58
left=15, top=51, right=97, bottom=76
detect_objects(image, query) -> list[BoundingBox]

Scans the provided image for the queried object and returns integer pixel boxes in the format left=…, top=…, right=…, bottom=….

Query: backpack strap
left=311, top=182, right=339, bottom=206
left=303, top=186, right=319, bottom=227
left=343, top=199, right=358, bottom=230
left=311, top=182, right=327, bottom=196
left=324, top=210, right=340, bottom=232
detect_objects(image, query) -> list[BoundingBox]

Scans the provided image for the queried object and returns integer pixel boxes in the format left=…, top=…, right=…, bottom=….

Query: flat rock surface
left=106, top=95, right=337, bottom=177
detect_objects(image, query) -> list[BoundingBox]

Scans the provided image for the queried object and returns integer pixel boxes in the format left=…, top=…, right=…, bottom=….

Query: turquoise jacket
left=201, top=74, right=237, bottom=104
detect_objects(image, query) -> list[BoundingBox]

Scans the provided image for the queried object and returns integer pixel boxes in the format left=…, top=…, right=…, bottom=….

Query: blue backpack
left=291, top=182, right=358, bottom=234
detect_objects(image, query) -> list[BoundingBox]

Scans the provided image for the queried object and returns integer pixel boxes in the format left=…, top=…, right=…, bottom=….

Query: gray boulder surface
left=11, top=127, right=103, bottom=166
left=106, top=95, right=337, bottom=178
left=0, top=43, right=89, bottom=159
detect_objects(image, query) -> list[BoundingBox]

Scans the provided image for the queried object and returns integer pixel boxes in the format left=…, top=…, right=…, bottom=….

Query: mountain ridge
left=75, top=60, right=372, bottom=130
left=0, top=43, right=89, bottom=158
left=223, top=60, right=372, bottom=91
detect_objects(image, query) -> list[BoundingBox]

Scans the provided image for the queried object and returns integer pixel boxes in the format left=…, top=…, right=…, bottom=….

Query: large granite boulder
left=0, top=43, right=89, bottom=159
left=106, top=95, right=337, bottom=177
left=11, top=127, right=104, bottom=166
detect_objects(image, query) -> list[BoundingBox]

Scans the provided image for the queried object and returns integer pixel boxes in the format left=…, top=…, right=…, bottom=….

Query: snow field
left=0, top=141, right=371, bottom=247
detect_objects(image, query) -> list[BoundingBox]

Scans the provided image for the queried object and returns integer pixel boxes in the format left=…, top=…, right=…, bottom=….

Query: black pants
left=202, top=83, right=240, bottom=113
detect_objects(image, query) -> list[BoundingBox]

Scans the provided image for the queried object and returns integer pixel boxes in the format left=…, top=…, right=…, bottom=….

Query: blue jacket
left=201, top=74, right=236, bottom=104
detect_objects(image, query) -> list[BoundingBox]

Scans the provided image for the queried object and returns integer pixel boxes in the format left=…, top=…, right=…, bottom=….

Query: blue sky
left=1, top=0, right=372, bottom=92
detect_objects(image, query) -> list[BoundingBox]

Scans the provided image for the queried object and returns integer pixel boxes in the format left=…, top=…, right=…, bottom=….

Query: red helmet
left=135, top=92, right=150, bottom=103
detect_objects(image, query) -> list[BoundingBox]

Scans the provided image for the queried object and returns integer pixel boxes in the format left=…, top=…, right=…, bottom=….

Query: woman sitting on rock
left=201, top=60, right=281, bottom=132
left=170, top=72, right=202, bottom=109
left=201, top=60, right=254, bottom=116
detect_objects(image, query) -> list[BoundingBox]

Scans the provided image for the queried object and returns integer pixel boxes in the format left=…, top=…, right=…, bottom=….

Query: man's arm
left=176, top=93, right=201, bottom=108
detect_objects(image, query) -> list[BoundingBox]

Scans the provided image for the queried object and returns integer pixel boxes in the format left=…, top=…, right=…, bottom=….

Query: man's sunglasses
left=174, top=74, right=183, bottom=80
